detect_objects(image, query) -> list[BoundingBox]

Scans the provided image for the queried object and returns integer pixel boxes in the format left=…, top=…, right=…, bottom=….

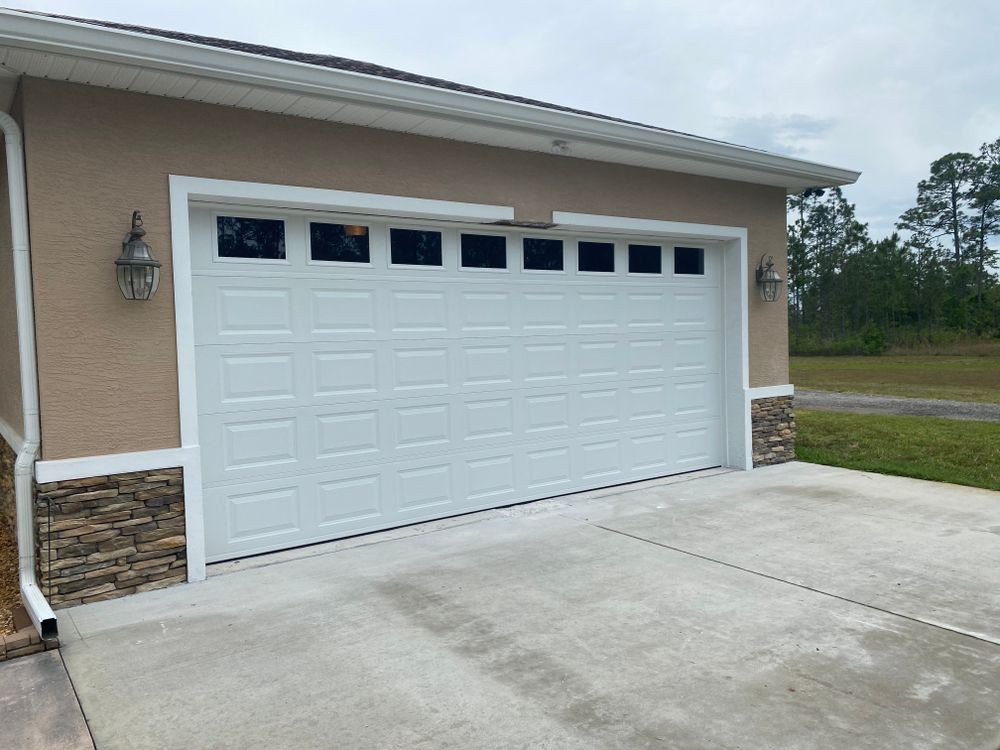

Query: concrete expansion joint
left=577, top=519, right=1000, bottom=651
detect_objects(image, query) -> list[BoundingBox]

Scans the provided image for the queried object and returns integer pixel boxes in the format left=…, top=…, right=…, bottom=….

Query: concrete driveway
left=58, top=463, right=1000, bottom=749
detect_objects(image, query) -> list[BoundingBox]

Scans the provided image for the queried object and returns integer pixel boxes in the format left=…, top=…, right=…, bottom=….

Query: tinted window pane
left=675, top=246, right=705, bottom=275
left=523, top=237, right=563, bottom=271
left=578, top=241, right=615, bottom=273
left=310, top=222, right=370, bottom=263
left=390, top=228, right=442, bottom=266
left=217, top=216, right=285, bottom=260
left=461, top=234, right=507, bottom=269
left=629, top=244, right=661, bottom=274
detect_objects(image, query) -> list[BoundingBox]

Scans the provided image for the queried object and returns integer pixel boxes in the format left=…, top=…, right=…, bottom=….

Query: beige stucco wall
left=20, top=77, right=788, bottom=461
left=0, top=101, right=24, bottom=444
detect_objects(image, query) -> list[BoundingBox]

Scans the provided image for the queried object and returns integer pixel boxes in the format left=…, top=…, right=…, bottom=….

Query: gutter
left=1, top=110, right=57, bottom=640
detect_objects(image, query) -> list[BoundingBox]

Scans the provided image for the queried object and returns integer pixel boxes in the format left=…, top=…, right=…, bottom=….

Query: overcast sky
left=15, top=0, right=1000, bottom=237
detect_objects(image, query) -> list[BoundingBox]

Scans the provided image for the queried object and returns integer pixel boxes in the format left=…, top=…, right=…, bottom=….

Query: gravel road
left=796, top=389, right=1000, bottom=423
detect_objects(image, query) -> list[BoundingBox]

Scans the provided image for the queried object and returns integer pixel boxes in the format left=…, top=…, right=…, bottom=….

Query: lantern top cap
left=129, top=210, right=146, bottom=239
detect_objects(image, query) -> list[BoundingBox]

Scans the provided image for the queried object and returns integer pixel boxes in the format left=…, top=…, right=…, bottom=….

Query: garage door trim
left=168, top=175, right=751, bottom=580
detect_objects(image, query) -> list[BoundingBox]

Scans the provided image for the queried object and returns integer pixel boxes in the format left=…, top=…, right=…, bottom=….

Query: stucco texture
left=19, top=77, right=788, bottom=460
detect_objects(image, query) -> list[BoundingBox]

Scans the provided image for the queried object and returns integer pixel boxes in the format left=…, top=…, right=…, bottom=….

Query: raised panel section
left=579, top=439, right=621, bottom=480
left=522, top=292, right=568, bottom=331
left=524, top=342, right=569, bottom=383
left=219, top=353, right=296, bottom=404
left=577, top=292, right=618, bottom=330
left=462, top=345, right=512, bottom=386
left=627, top=339, right=666, bottom=376
left=460, top=291, right=512, bottom=332
left=226, top=486, right=301, bottom=542
left=465, top=455, right=515, bottom=501
left=314, top=350, right=378, bottom=397
left=391, top=290, right=448, bottom=333
left=223, top=418, right=297, bottom=470
left=395, top=404, right=450, bottom=449
left=216, top=287, right=293, bottom=337
left=393, top=348, right=449, bottom=391
left=526, top=447, right=571, bottom=490
left=397, top=464, right=452, bottom=511
left=578, top=341, right=619, bottom=379
left=311, top=289, right=376, bottom=334
left=525, top=393, right=570, bottom=434
left=316, top=410, right=379, bottom=459
left=464, top=398, right=514, bottom=441
left=579, top=388, right=620, bottom=428
left=626, top=293, right=665, bottom=329
left=318, top=474, right=382, bottom=526
left=630, top=433, right=669, bottom=472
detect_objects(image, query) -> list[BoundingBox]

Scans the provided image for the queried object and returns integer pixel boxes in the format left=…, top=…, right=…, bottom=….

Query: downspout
left=1, top=110, right=56, bottom=640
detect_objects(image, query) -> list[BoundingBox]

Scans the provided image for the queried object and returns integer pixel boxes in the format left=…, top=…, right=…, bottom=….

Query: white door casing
left=169, top=177, right=751, bottom=575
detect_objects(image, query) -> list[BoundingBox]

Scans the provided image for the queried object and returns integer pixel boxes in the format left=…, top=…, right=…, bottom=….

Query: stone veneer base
left=751, top=395, right=795, bottom=467
left=35, top=468, right=187, bottom=608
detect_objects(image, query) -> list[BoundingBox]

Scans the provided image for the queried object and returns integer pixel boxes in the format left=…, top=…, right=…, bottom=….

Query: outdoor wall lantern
left=115, top=210, right=161, bottom=301
left=755, top=254, right=783, bottom=302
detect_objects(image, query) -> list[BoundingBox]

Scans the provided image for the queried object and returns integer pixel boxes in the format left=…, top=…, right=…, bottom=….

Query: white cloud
left=14, top=0, right=1000, bottom=237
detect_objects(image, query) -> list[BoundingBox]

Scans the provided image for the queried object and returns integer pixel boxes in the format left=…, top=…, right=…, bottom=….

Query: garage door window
left=578, top=241, right=615, bottom=273
left=390, top=228, right=443, bottom=266
left=461, top=233, right=507, bottom=269
left=310, top=222, right=370, bottom=263
left=523, top=237, right=564, bottom=271
left=628, top=244, right=661, bottom=274
left=216, top=216, right=286, bottom=261
left=674, top=246, right=705, bottom=276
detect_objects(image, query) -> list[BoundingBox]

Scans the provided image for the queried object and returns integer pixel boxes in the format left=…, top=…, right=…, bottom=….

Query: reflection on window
left=578, top=241, right=615, bottom=273
left=675, top=246, right=705, bottom=275
left=523, top=237, right=563, bottom=271
left=390, top=228, right=443, bottom=266
left=217, top=216, right=286, bottom=260
left=461, top=234, right=507, bottom=269
left=310, top=222, right=370, bottom=263
left=628, top=244, right=661, bottom=274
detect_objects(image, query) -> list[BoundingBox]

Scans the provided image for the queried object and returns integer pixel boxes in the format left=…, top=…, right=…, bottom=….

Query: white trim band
left=748, top=384, right=795, bottom=400
left=35, top=446, right=197, bottom=485
left=552, top=211, right=747, bottom=241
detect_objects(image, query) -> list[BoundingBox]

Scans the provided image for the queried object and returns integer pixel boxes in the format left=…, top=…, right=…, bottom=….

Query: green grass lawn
left=796, top=409, right=1000, bottom=491
left=790, top=355, right=1000, bottom=403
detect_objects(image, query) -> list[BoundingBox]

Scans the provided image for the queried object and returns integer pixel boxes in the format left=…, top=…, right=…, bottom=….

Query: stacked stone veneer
left=1, top=440, right=14, bottom=544
left=35, top=468, right=186, bottom=608
left=751, top=395, right=795, bottom=467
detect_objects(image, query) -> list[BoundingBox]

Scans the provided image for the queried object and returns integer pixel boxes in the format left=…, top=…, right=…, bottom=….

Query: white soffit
left=0, top=10, right=861, bottom=191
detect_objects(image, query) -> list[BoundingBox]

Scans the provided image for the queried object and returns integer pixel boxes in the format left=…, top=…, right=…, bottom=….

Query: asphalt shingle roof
left=21, top=9, right=757, bottom=150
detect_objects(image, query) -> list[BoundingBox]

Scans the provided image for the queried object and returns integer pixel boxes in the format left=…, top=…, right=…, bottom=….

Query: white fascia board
left=177, top=176, right=514, bottom=222
left=0, top=10, right=861, bottom=189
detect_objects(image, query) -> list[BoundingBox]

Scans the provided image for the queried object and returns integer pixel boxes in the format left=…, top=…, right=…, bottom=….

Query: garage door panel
left=309, top=288, right=379, bottom=335
left=194, top=208, right=725, bottom=561
left=671, top=290, right=722, bottom=331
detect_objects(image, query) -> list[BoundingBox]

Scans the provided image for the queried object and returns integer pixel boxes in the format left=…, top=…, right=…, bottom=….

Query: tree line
left=787, top=137, right=999, bottom=354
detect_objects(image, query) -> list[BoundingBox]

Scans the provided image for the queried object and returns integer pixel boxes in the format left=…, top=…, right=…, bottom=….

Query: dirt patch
left=1, top=515, right=18, bottom=636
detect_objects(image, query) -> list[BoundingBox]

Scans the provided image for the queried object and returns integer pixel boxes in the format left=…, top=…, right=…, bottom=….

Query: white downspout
left=1, top=110, right=57, bottom=640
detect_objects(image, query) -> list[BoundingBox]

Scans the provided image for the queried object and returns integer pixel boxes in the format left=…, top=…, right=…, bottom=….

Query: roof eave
left=0, top=9, right=861, bottom=190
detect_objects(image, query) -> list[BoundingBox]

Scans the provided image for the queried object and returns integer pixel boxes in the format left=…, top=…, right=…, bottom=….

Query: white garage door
left=191, top=205, right=724, bottom=561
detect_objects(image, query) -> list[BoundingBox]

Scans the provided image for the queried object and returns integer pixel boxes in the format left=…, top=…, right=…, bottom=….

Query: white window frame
left=211, top=210, right=291, bottom=266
